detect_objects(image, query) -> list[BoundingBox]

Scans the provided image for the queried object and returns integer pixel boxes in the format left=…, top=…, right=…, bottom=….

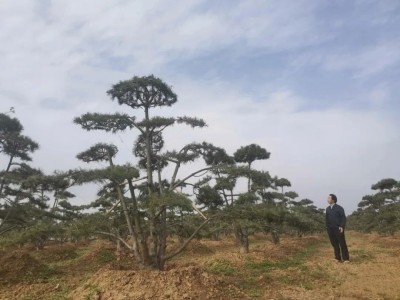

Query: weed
left=299, top=282, right=313, bottom=290
left=84, top=283, right=103, bottom=300
left=278, top=275, right=295, bottom=284
left=51, top=286, right=73, bottom=300
left=307, top=265, right=326, bottom=279
left=245, top=258, right=274, bottom=271
left=248, top=288, right=263, bottom=297
left=97, top=249, right=115, bottom=263
left=23, top=265, right=59, bottom=283
left=245, top=241, right=321, bottom=273
left=206, top=259, right=236, bottom=275
left=351, top=249, right=375, bottom=263
left=237, top=278, right=257, bottom=289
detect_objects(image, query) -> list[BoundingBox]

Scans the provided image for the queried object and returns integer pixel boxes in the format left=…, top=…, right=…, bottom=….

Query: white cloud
left=1, top=1, right=399, bottom=213
left=161, top=78, right=400, bottom=212
left=290, top=41, right=400, bottom=80
left=366, top=85, right=390, bottom=107
left=323, top=42, right=400, bottom=78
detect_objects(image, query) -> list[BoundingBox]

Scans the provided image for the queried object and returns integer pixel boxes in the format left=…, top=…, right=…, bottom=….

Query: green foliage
left=0, top=113, right=39, bottom=161
left=73, top=75, right=236, bottom=269
left=206, top=259, right=236, bottom=275
left=349, top=178, right=400, bottom=234
left=176, top=116, right=207, bottom=128
left=196, top=185, right=224, bottom=208
left=0, top=220, right=57, bottom=248
left=234, top=144, right=270, bottom=165
left=76, top=143, right=118, bottom=163
left=147, top=191, right=193, bottom=212
left=97, top=249, right=116, bottom=263
left=70, top=75, right=325, bottom=269
left=0, top=112, right=23, bottom=137
left=237, top=192, right=258, bottom=205
left=71, top=164, right=140, bottom=184
left=371, top=178, right=398, bottom=191
left=274, top=177, right=291, bottom=192
left=185, top=142, right=234, bottom=166
left=74, top=113, right=134, bottom=133
left=250, top=170, right=273, bottom=192
left=107, top=75, right=177, bottom=109
left=64, top=213, right=109, bottom=241
left=0, top=114, right=63, bottom=241
left=194, top=143, right=323, bottom=252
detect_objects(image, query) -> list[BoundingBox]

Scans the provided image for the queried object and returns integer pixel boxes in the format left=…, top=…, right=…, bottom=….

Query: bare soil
left=0, top=231, right=399, bottom=299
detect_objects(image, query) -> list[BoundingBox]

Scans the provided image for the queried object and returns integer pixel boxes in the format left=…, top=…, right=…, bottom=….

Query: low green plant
left=245, top=241, right=321, bottom=272
left=351, top=248, right=375, bottom=262
left=97, top=249, right=115, bottom=263
left=248, top=288, right=263, bottom=297
left=206, top=259, right=236, bottom=275
left=84, top=283, right=103, bottom=300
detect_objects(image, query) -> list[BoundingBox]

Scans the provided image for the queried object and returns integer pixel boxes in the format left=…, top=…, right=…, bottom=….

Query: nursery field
left=1, top=231, right=400, bottom=299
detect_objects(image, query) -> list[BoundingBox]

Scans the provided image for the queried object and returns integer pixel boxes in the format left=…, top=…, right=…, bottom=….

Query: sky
left=1, top=0, right=399, bottom=213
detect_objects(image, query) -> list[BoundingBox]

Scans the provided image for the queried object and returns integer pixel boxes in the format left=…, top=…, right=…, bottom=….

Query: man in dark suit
left=326, top=194, right=350, bottom=263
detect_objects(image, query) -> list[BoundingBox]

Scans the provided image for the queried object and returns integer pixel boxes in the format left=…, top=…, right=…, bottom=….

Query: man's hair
left=329, top=194, right=337, bottom=203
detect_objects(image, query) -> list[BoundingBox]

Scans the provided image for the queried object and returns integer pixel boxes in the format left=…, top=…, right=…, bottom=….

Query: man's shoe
left=343, top=260, right=351, bottom=263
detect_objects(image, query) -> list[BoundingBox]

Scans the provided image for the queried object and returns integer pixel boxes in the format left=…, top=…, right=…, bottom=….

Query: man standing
left=326, top=194, right=350, bottom=263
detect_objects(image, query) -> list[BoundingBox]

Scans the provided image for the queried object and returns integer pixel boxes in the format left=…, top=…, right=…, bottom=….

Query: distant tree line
left=0, top=76, right=325, bottom=270
left=348, top=178, right=400, bottom=235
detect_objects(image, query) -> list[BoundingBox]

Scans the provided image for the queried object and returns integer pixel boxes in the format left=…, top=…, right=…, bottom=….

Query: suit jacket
left=326, top=204, right=346, bottom=229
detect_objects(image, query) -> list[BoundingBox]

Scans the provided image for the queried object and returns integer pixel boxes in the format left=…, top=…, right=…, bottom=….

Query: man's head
left=327, top=194, right=337, bottom=205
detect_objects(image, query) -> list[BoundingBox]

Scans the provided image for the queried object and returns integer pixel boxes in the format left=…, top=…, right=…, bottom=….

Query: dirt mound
left=0, top=251, right=51, bottom=284
left=70, top=265, right=233, bottom=300
left=181, top=240, right=215, bottom=255
left=34, top=244, right=79, bottom=262
left=71, top=239, right=140, bottom=272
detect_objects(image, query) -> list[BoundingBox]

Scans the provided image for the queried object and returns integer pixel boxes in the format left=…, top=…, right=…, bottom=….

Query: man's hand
left=339, top=227, right=344, bottom=233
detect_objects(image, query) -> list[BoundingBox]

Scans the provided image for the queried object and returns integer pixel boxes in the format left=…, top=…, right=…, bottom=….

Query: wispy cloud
left=1, top=1, right=399, bottom=211
left=323, top=42, right=400, bottom=78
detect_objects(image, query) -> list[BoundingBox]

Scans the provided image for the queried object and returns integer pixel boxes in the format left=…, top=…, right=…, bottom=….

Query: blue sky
left=1, top=0, right=399, bottom=212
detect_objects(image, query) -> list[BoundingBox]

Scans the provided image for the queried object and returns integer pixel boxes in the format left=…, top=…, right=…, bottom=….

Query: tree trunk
left=155, top=209, right=167, bottom=270
left=128, top=179, right=150, bottom=265
left=115, top=184, right=142, bottom=262
left=0, top=154, right=14, bottom=196
left=144, top=107, right=153, bottom=188
left=116, top=239, right=121, bottom=261
left=143, top=106, right=158, bottom=265
left=0, top=155, right=15, bottom=230
left=234, top=223, right=249, bottom=254
left=271, top=230, right=280, bottom=244
left=248, top=162, right=251, bottom=192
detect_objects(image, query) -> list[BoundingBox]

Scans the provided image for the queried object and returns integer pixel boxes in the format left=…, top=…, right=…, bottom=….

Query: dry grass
left=0, top=231, right=399, bottom=299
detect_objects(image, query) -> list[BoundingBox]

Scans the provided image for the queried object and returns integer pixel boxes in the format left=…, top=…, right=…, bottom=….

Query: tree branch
left=118, top=176, right=147, bottom=186
left=170, top=167, right=214, bottom=190
left=0, top=224, right=18, bottom=236
left=95, top=231, right=133, bottom=250
left=163, top=217, right=212, bottom=261
left=191, top=202, right=207, bottom=220
left=162, top=156, right=179, bottom=164
left=106, top=200, right=121, bottom=214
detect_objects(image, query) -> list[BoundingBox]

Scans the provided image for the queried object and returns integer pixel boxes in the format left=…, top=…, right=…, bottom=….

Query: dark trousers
left=327, top=227, right=349, bottom=261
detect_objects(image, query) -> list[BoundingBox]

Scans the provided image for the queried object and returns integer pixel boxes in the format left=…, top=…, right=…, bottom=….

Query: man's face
left=327, top=196, right=334, bottom=205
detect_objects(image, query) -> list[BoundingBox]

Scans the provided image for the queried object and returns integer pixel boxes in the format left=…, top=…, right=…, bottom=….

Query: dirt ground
left=0, top=231, right=399, bottom=299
